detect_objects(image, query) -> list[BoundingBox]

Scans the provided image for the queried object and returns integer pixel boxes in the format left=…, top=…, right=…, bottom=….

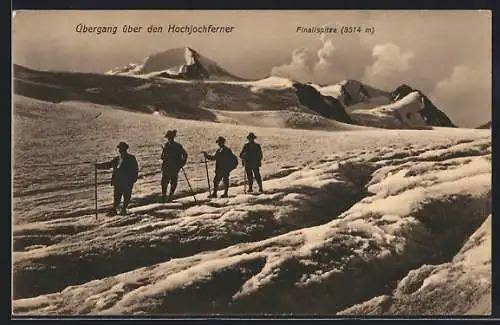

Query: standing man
left=203, top=136, right=238, bottom=198
left=161, top=129, right=188, bottom=202
left=239, top=132, right=264, bottom=193
left=95, top=141, right=139, bottom=216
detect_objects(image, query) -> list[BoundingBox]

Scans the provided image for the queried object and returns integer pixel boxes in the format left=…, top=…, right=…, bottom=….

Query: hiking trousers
left=162, top=168, right=180, bottom=197
left=213, top=171, right=230, bottom=195
left=114, top=183, right=134, bottom=210
left=245, top=165, right=263, bottom=191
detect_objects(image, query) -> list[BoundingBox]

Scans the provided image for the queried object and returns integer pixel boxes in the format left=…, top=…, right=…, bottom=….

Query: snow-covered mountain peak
left=106, top=47, right=243, bottom=81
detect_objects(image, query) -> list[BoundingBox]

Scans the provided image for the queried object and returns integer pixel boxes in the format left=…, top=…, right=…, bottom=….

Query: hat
left=247, top=132, right=257, bottom=140
left=165, top=129, right=177, bottom=139
left=117, top=141, right=129, bottom=149
left=216, top=136, right=226, bottom=144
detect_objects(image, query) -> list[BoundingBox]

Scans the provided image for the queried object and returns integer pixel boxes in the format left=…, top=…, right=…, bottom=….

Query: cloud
left=270, top=35, right=372, bottom=85
left=362, top=43, right=415, bottom=90
left=316, top=38, right=335, bottom=64
left=270, top=47, right=316, bottom=82
left=271, top=40, right=416, bottom=90
left=430, top=64, right=491, bottom=128
left=311, top=39, right=337, bottom=82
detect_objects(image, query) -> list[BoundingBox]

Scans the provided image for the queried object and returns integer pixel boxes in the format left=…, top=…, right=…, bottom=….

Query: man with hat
left=95, top=141, right=139, bottom=216
left=160, top=130, right=188, bottom=202
left=239, top=132, right=264, bottom=193
left=203, top=136, right=237, bottom=198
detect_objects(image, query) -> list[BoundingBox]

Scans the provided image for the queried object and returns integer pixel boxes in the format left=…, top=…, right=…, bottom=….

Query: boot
left=106, top=208, right=117, bottom=217
left=119, top=208, right=127, bottom=216
left=210, top=182, right=219, bottom=198
left=161, top=183, right=167, bottom=202
left=221, top=180, right=229, bottom=198
left=168, top=191, right=175, bottom=202
left=248, top=187, right=253, bottom=193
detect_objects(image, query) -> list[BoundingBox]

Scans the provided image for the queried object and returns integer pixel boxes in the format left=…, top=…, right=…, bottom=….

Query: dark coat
left=96, top=153, right=139, bottom=187
left=239, top=142, right=263, bottom=167
left=161, top=141, right=188, bottom=173
left=206, top=145, right=235, bottom=175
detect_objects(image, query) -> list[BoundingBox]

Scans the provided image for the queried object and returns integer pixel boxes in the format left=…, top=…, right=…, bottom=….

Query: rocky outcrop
left=349, top=91, right=430, bottom=130
left=391, top=84, right=456, bottom=128
left=340, top=80, right=391, bottom=107
left=476, top=121, right=492, bottom=129
left=293, top=83, right=355, bottom=124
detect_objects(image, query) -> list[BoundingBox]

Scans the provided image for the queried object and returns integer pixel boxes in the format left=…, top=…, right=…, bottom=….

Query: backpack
left=228, top=151, right=238, bottom=171
left=180, top=155, right=187, bottom=168
left=162, top=142, right=187, bottom=170
left=179, top=146, right=187, bottom=168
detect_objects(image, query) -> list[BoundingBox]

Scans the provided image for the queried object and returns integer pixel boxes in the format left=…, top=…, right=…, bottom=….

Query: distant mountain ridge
left=13, top=47, right=458, bottom=131
left=312, top=80, right=456, bottom=129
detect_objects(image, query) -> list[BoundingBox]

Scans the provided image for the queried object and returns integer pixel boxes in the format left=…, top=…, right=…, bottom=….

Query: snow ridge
left=13, top=137, right=491, bottom=315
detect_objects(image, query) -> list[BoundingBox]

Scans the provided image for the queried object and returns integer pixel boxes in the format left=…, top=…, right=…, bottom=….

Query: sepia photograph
left=12, top=10, right=492, bottom=316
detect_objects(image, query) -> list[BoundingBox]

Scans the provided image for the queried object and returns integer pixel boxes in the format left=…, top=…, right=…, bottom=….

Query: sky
left=13, top=10, right=491, bottom=127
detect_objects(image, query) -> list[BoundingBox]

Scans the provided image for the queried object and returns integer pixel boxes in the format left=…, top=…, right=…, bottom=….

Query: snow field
left=13, top=132, right=491, bottom=315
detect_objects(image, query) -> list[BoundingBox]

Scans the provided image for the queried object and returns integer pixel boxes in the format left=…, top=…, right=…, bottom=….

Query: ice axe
left=243, top=161, right=247, bottom=194
left=94, top=165, right=98, bottom=220
left=181, top=167, right=197, bottom=203
left=203, top=153, right=212, bottom=195
left=162, top=143, right=197, bottom=203
left=94, top=112, right=102, bottom=220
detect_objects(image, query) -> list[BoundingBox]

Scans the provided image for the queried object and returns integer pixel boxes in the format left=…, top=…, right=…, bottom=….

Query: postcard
left=12, top=10, right=492, bottom=316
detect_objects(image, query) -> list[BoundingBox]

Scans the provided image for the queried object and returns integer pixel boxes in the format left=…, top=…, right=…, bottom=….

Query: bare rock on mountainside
left=391, top=84, right=415, bottom=101
left=476, top=121, right=491, bottom=129
left=349, top=91, right=431, bottom=130
left=292, top=82, right=355, bottom=124
left=339, top=80, right=392, bottom=107
left=107, top=47, right=245, bottom=81
left=313, top=80, right=392, bottom=110
left=391, top=84, right=456, bottom=128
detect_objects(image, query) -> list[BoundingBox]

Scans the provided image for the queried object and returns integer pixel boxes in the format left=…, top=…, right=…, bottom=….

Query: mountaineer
left=95, top=141, right=139, bottom=216
left=203, top=136, right=238, bottom=198
left=160, top=130, right=188, bottom=202
left=239, top=132, right=264, bottom=193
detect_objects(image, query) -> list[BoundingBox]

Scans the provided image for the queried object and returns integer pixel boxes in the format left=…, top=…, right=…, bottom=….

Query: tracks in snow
left=13, top=159, right=369, bottom=299
left=12, top=137, right=491, bottom=315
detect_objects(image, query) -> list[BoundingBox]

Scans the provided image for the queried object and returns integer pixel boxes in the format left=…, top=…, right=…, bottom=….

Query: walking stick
left=94, top=165, right=98, bottom=220
left=94, top=112, right=101, bottom=220
left=243, top=163, right=247, bottom=194
left=181, top=167, right=197, bottom=203
left=203, top=155, right=211, bottom=195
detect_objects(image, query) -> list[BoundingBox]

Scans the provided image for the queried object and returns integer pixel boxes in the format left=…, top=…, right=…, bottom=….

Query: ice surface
left=12, top=101, right=491, bottom=315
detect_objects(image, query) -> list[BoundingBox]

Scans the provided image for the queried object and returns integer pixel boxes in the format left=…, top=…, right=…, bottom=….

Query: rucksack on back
left=229, top=151, right=238, bottom=171
left=180, top=153, right=187, bottom=168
